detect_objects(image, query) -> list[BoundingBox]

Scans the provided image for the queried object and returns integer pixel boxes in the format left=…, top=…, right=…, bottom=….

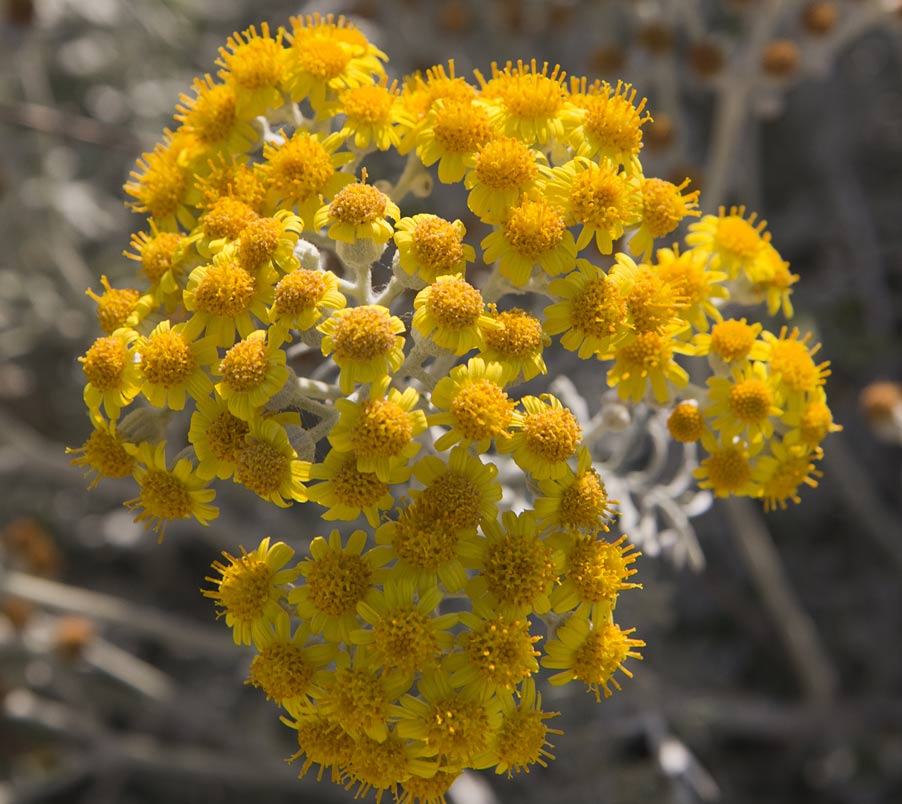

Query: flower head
left=214, top=330, right=288, bottom=420
left=393, top=215, right=474, bottom=284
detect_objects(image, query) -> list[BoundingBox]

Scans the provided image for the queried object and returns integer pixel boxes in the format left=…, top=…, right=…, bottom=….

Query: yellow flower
left=393, top=214, right=474, bottom=284
left=136, top=321, right=217, bottom=411
left=344, top=728, right=438, bottom=802
left=351, top=579, right=457, bottom=674
left=203, top=536, right=297, bottom=646
left=193, top=193, right=260, bottom=255
left=67, top=416, right=136, bottom=488
left=464, top=136, right=545, bottom=223
left=233, top=416, right=311, bottom=507
left=548, top=534, right=641, bottom=618
left=542, top=616, right=644, bottom=702
left=544, top=259, right=628, bottom=358
left=188, top=393, right=251, bottom=480
left=289, top=530, right=392, bottom=644
left=398, top=60, right=475, bottom=140
left=609, top=252, right=686, bottom=335
left=535, top=447, right=618, bottom=534
left=313, top=173, right=400, bottom=244
left=694, top=432, right=762, bottom=498
left=667, top=401, right=707, bottom=443
left=465, top=510, right=560, bottom=617
left=410, top=446, right=502, bottom=532
left=246, top=613, right=335, bottom=708
left=543, top=156, right=642, bottom=253
left=397, top=771, right=461, bottom=804
left=80, top=328, right=141, bottom=419
left=85, top=275, right=142, bottom=335
left=214, top=330, right=288, bottom=421
left=124, top=131, right=194, bottom=230
left=562, top=79, right=651, bottom=169
left=284, top=12, right=386, bottom=112
left=780, top=387, right=841, bottom=447
left=428, top=358, right=523, bottom=452
left=415, top=97, right=496, bottom=183
left=482, top=195, right=576, bottom=286
left=629, top=177, right=700, bottom=260
left=192, top=154, right=267, bottom=213
left=308, top=448, right=409, bottom=527
left=285, top=709, right=355, bottom=782
left=330, top=77, right=414, bottom=151
left=216, top=23, right=286, bottom=119
left=328, top=384, right=427, bottom=482
left=474, top=59, right=568, bottom=146
left=761, top=326, right=831, bottom=396
left=412, top=274, right=499, bottom=355
left=394, top=670, right=502, bottom=767
left=752, top=438, right=822, bottom=511
left=125, top=225, right=189, bottom=307
left=652, top=246, right=728, bottom=334
left=182, top=252, right=278, bottom=347
left=685, top=205, right=772, bottom=280
left=445, top=609, right=541, bottom=696
left=235, top=210, right=304, bottom=273
left=499, top=393, right=582, bottom=480
left=257, top=129, right=354, bottom=227
left=693, top=317, right=768, bottom=365
left=479, top=306, right=550, bottom=383
left=706, top=361, right=783, bottom=444
left=173, top=74, right=257, bottom=158
left=268, top=267, right=346, bottom=334
left=318, top=305, right=406, bottom=395
left=605, top=328, right=690, bottom=404
left=125, top=442, right=218, bottom=539
left=492, top=677, right=562, bottom=777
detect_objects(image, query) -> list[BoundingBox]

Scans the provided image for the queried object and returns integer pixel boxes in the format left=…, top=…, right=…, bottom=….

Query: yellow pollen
left=341, top=83, right=393, bottom=124
left=331, top=307, right=398, bottom=361
left=248, top=643, right=314, bottom=702
left=391, top=505, right=461, bottom=569
left=705, top=446, right=751, bottom=492
left=715, top=215, right=764, bottom=258
left=74, top=428, right=134, bottom=479
left=219, top=338, right=268, bottom=391
left=728, top=379, right=772, bottom=423
left=450, top=379, right=516, bottom=442
left=484, top=534, right=556, bottom=609
left=328, top=182, right=388, bottom=225
left=238, top=217, right=282, bottom=268
left=141, top=330, right=197, bottom=388
left=307, top=550, right=371, bottom=615
left=568, top=535, right=638, bottom=604
left=569, top=165, right=631, bottom=228
left=204, top=410, right=250, bottom=463
left=523, top=408, right=581, bottom=463
left=427, top=277, right=484, bottom=329
left=464, top=617, right=539, bottom=689
left=212, top=554, right=273, bottom=621
left=234, top=438, right=290, bottom=496
left=139, top=232, right=183, bottom=284
left=90, top=283, right=141, bottom=334
left=418, top=473, right=482, bottom=531
left=329, top=457, right=387, bottom=507
left=667, top=403, right=705, bottom=442
left=424, top=696, right=490, bottom=760
left=184, top=81, right=238, bottom=145
left=372, top=607, right=437, bottom=670
left=486, top=308, right=544, bottom=357
left=641, top=178, right=695, bottom=237
left=202, top=197, right=259, bottom=241
left=769, top=337, right=820, bottom=392
left=583, top=84, right=649, bottom=157
left=139, top=469, right=194, bottom=521
left=265, top=134, right=334, bottom=203
left=192, top=260, right=256, bottom=317
left=501, top=68, right=565, bottom=119
left=226, top=36, right=283, bottom=90
left=432, top=100, right=495, bottom=153
left=569, top=276, right=626, bottom=338
left=620, top=331, right=669, bottom=372
left=412, top=217, right=466, bottom=273
left=503, top=198, right=565, bottom=258
left=572, top=622, right=643, bottom=700
left=350, top=399, right=412, bottom=457
left=559, top=469, right=613, bottom=531
left=710, top=319, right=756, bottom=362
left=295, top=37, right=351, bottom=80
left=81, top=336, right=128, bottom=390
left=474, top=137, right=538, bottom=189
left=274, top=270, right=327, bottom=316
left=496, top=706, right=557, bottom=775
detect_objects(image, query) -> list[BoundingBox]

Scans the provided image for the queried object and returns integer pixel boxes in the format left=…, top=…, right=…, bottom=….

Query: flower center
left=483, top=532, right=555, bottom=609
left=331, top=307, right=398, bottom=361
left=274, top=270, right=328, bottom=316
left=202, top=197, right=259, bottom=241
left=295, top=37, right=351, bottom=80
left=619, top=331, right=670, bottom=370
left=248, top=643, right=314, bottom=702
left=503, top=198, right=566, bottom=259
left=139, top=469, right=193, bottom=521
left=306, top=550, right=371, bottom=615
left=341, top=83, right=393, bottom=124
left=234, top=438, right=290, bottom=496
left=205, top=410, right=250, bottom=463
left=486, top=308, right=544, bottom=357
left=82, top=336, right=127, bottom=390
left=323, top=667, right=386, bottom=738
left=641, top=178, right=687, bottom=237
left=95, top=287, right=141, bottom=334
left=418, top=472, right=482, bottom=531
left=350, top=399, right=413, bottom=457
left=667, top=402, right=704, bottom=442
left=372, top=607, right=437, bottom=670
left=187, top=82, right=238, bottom=145
left=583, top=88, right=646, bottom=157
left=228, top=37, right=283, bottom=89
left=769, top=339, right=819, bottom=392
left=705, top=446, right=751, bottom=492
left=238, top=217, right=283, bottom=268
left=569, top=276, right=626, bottom=338
left=523, top=407, right=582, bottom=463
left=449, top=379, right=515, bottom=442
left=427, top=277, right=484, bottom=329
left=330, top=457, right=387, bottom=506
left=423, top=696, right=490, bottom=762
left=432, top=99, right=495, bottom=154
left=572, top=623, right=643, bottom=697
left=464, top=615, right=539, bottom=690
left=474, top=137, right=537, bottom=189
left=265, top=134, right=334, bottom=203
left=391, top=505, right=459, bottom=569
left=215, top=555, right=273, bottom=621
left=800, top=402, right=833, bottom=443
left=710, top=319, right=756, bottom=362
left=412, top=217, right=466, bottom=273
left=191, top=260, right=257, bottom=317
left=728, top=379, right=772, bottom=423
left=558, top=467, right=613, bottom=532
left=328, top=183, right=388, bottom=225
left=141, top=330, right=197, bottom=388
left=627, top=272, right=678, bottom=333
left=219, top=338, right=269, bottom=391
left=715, top=216, right=763, bottom=259
left=76, top=428, right=134, bottom=479
left=567, top=536, right=637, bottom=604
left=569, top=165, right=632, bottom=228
left=140, top=232, right=183, bottom=284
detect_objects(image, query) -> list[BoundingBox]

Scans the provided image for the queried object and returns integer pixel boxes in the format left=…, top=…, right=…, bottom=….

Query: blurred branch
left=0, top=101, right=141, bottom=151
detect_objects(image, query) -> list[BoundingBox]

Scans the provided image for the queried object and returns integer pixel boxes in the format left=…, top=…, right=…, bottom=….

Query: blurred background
left=1, top=0, right=901, bottom=802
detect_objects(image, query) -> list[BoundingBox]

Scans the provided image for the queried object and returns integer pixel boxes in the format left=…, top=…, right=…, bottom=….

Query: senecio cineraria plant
left=71, top=13, right=840, bottom=803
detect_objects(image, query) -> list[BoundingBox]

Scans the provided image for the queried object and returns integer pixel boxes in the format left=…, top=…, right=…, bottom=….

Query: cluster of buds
left=70, top=14, right=838, bottom=802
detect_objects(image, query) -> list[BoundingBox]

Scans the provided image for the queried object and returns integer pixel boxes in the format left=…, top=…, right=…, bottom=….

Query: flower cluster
left=71, top=13, right=838, bottom=803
